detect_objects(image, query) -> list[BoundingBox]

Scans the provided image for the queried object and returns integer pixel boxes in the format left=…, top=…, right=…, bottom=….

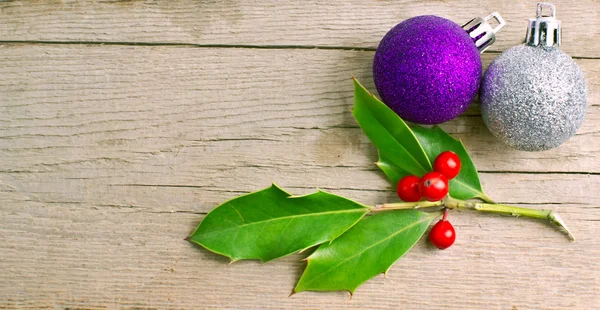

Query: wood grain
left=0, top=1, right=599, bottom=309
left=1, top=201, right=598, bottom=309
left=0, top=45, right=598, bottom=211
left=0, top=0, right=598, bottom=57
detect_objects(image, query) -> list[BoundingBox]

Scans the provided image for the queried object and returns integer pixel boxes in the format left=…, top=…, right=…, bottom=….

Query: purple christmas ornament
left=373, top=14, right=504, bottom=124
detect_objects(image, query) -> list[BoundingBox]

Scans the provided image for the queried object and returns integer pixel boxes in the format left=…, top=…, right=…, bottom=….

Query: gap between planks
left=0, top=40, right=598, bottom=60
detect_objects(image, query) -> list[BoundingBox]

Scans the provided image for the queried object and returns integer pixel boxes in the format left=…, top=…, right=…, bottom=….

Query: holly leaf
left=294, top=210, right=440, bottom=294
left=353, top=78, right=492, bottom=202
left=375, top=152, right=406, bottom=188
left=352, top=78, right=432, bottom=177
left=187, top=184, right=369, bottom=262
left=411, top=126, right=493, bottom=202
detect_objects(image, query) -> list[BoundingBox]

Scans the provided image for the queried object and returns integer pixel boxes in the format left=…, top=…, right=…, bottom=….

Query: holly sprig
left=187, top=78, right=573, bottom=295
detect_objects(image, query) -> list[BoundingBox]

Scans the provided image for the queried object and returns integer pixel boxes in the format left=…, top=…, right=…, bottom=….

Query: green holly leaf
left=187, top=184, right=369, bottom=262
left=353, top=78, right=492, bottom=202
left=411, top=126, right=493, bottom=202
left=352, top=78, right=432, bottom=177
left=375, top=152, right=406, bottom=188
left=294, top=210, right=440, bottom=294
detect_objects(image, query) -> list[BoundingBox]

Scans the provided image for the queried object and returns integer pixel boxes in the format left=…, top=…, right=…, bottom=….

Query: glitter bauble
left=373, top=14, right=503, bottom=124
left=480, top=3, right=588, bottom=151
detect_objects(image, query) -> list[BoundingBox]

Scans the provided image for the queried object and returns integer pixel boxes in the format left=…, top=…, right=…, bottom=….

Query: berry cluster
left=395, top=151, right=461, bottom=250
left=396, top=151, right=461, bottom=202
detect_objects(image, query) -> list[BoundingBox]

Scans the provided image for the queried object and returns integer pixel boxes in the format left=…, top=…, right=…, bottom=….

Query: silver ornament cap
left=462, top=12, right=506, bottom=53
left=480, top=2, right=588, bottom=152
left=525, top=2, right=561, bottom=47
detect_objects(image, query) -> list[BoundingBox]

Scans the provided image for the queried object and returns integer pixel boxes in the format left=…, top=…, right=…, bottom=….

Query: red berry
left=429, top=210, right=456, bottom=249
left=396, top=175, right=422, bottom=202
left=419, top=172, right=448, bottom=201
left=433, top=151, right=461, bottom=179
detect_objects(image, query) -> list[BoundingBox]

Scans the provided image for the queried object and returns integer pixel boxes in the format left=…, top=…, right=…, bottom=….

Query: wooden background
left=0, top=1, right=598, bottom=309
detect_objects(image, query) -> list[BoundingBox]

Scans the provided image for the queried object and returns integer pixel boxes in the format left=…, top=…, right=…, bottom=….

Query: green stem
left=371, top=200, right=443, bottom=212
left=370, top=197, right=574, bottom=241
left=444, top=196, right=574, bottom=241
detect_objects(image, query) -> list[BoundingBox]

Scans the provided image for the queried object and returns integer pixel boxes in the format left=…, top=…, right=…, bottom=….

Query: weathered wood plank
left=0, top=45, right=598, bottom=178
left=0, top=201, right=598, bottom=309
left=2, top=163, right=599, bottom=213
left=0, top=44, right=598, bottom=214
left=0, top=45, right=597, bottom=217
left=0, top=0, right=597, bottom=57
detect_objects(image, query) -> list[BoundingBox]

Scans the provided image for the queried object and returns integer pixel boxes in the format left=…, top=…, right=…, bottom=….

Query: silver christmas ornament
left=480, top=3, right=588, bottom=151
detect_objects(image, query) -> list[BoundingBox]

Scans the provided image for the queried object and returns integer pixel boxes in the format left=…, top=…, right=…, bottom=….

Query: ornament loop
left=536, top=2, right=556, bottom=18
left=526, top=2, right=561, bottom=47
left=462, top=12, right=506, bottom=53
left=487, top=12, right=506, bottom=35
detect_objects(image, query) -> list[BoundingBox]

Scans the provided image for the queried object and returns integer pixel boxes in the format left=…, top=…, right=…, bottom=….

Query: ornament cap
left=462, top=12, right=505, bottom=53
left=525, top=2, right=561, bottom=47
